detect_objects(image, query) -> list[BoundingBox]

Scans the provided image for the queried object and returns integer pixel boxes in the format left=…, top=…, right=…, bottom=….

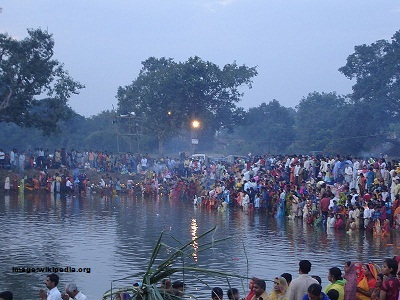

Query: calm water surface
left=0, top=192, right=399, bottom=299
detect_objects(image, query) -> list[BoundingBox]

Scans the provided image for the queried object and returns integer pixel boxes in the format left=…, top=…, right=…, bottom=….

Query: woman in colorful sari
left=381, top=218, right=390, bottom=237
left=276, top=196, right=285, bottom=218
left=269, top=277, right=288, bottom=300
left=245, top=277, right=259, bottom=300
left=358, top=173, right=366, bottom=196
left=334, top=214, right=344, bottom=230
left=343, top=261, right=357, bottom=300
left=392, top=204, right=400, bottom=229
left=356, top=263, right=377, bottom=300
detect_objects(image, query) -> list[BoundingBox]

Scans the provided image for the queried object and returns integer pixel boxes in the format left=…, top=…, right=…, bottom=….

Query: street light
left=191, top=119, right=200, bottom=154
left=192, top=120, right=200, bottom=129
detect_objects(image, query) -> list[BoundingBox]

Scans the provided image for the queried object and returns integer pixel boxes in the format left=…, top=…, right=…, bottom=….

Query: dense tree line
left=1, top=28, right=400, bottom=157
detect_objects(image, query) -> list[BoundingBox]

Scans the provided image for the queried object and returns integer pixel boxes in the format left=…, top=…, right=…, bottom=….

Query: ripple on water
left=0, top=194, right=397, bottom=299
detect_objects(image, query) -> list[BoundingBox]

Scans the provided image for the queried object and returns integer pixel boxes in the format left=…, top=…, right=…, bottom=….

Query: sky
left=1, top=1, right=399, bottom=117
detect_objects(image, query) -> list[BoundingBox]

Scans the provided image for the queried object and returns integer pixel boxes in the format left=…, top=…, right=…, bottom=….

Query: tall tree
left=117, top=56, right=257, bottom=154
left=338, top=30, right=400, bottom=152
left=0, top=28, right=84, bottom=134
left=117, top=57, right=182, bottom=154
left=240, top=100, right=295, bottom=154
left=339, top=30, right=400, bottom=129
left=295, top=92, right=349, bottom=153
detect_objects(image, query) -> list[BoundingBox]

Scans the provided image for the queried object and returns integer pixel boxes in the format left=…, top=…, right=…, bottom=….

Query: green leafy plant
left=102, top=226, right=249, bottom=300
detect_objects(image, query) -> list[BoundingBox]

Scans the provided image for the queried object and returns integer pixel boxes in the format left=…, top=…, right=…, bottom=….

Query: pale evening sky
left=1, top=1, right=399, bottom=117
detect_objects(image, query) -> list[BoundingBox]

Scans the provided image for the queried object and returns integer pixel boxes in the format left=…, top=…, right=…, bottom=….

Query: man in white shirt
left=66, top=177, right=73, bottom=190
left=9, top=149, right=16, bottom=170
left=353, top=159, right=360, bottom=183
left=39, top=273, right=62, bottom=300
left=294, top=162, right=301, bottom=185
left=344, top=163, right=353, bottom=186
left=19, top=152, right=25, bottom=171
left=242, top=169, right=251, bottom=182
left=62, top=283, right=87, bottom=300
left=287, top=260, right=319, bottom=300
left=390, top=171, right=399, bottom=200
left=320, top=158, right=328, bottom=173
left=243, top=180, right=251, bottom=192
left=363, top=204, right=372, bottom=229
left=140, top=156, right=147, bottom=171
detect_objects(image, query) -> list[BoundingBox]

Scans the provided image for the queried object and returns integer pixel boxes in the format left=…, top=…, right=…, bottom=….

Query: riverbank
left=0, top=167, right=138, bottom=191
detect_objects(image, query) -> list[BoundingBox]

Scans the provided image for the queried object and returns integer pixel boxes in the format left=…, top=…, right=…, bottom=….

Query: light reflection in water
left=190, top=218, right=198, bottom=261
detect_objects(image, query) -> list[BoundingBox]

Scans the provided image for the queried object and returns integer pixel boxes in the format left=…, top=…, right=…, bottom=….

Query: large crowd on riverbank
left=154, top=153, right=400, bottom=237
left=2, top=148, right=400, bottom=235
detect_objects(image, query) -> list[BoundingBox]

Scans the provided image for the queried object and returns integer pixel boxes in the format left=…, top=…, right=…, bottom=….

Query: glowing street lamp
left=191, top=119, right=200, bottom=154
left=192, top=120, right=200, bottom=129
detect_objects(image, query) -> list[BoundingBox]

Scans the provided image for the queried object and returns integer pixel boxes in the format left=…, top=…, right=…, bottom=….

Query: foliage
left=0, top=28, right=84, bottom=134
left=294, top=92, right=349, bottom=153
left=329, top=102, right=386, bottom=154
left=102, top=227, right=248, bottom=300
left=339, top=30, right=400, bottom=142
left=0, top=111, right=118, bottom=153
left=238, top=100, right=296, bottom=154
left=117, top=56, right=257, bottom=154
left=4, top=29, right=400, bottom=156
left=335, top=30, right=400, bottom=153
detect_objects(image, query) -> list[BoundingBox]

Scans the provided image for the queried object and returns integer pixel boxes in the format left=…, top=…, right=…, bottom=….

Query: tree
left=117, top=56, right=257, bottom=154
left=338, top=30, right=400, bottom=152
left=238, top=100, right=295, bottom=154
left=339, top=30, right=400, bottom=128
left=295, top=92, right=349, bottom=153
left=0, top=28, right=84, bottom=134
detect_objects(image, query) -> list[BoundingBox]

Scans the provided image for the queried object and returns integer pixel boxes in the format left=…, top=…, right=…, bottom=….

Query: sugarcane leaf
left=102, top=226, right=253, bottom=300
left=145, top=231, right=165, bottom=275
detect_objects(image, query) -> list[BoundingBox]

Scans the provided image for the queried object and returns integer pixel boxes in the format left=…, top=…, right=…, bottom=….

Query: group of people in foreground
left=2, top=258, right=400, bottom=300
left=112, top=257, right=400, bottom=300
left=0, top=274, right=86, bottom=300
left=208, top=258, right=400, bottom=300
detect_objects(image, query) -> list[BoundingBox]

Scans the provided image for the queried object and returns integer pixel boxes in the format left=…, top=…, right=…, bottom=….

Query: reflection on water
left=0, top=192, right=398, bottom=299
left=190, top=218, right=198, bottom=262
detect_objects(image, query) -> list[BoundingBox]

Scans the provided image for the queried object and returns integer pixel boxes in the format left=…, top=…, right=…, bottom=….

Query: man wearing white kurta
left=287, top=260, right=319, bottom=300
left=62, top=282, right=87, bottom=300
left=344, top=164, right=353, bottom=186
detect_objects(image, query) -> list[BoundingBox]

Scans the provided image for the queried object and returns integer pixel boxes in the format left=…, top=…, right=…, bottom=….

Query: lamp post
left=191, top=119, right=200, bottom=154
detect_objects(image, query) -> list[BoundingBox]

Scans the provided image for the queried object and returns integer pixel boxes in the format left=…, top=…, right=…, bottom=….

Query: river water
left=0, top=191, right=399, bottom=299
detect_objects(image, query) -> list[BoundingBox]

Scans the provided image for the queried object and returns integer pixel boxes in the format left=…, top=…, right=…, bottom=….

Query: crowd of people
left=172, top=154, right=400, bottom=237
left=2, top=258, right=400, bottom=299
left=0, top=148, right=155, bottom=174
left=2, top=151, right=400, bottom=299
left=3, top=148, right=400, bottom=237
left=185, top=258, right=399, bottom=300
left=0, top=273, right=87, bottom=300
left=38, top=273, right=87, bottom=300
